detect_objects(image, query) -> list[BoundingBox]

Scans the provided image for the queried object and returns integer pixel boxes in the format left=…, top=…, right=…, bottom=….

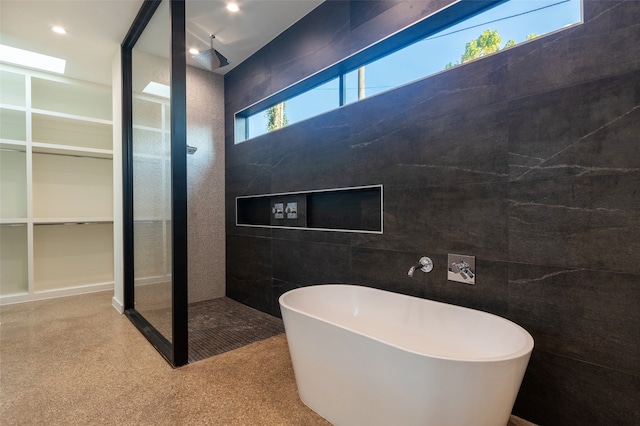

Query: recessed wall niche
left=236, top=185, right=383, bottom=233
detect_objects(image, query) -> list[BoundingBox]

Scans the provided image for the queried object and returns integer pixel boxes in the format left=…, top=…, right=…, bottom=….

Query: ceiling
left=0, top=0, right=323, bottom=86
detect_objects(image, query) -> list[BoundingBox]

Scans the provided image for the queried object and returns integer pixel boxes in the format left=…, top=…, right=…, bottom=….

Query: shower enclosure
left=122, top=0, right=283, bottom=367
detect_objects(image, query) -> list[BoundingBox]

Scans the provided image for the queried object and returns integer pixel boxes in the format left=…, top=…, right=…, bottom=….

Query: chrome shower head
left=193, top=35, right=229, bottom=71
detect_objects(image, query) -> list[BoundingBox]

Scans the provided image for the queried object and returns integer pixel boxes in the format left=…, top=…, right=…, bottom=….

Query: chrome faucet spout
left=407, top=257, right=433, bottom=277
left=407, top=265, right=418, bottom=277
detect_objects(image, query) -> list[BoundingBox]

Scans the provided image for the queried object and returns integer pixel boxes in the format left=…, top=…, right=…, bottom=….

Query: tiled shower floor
left=134, top=282, right=285, bottom=363
left=188, top=297, right=284, bottom=363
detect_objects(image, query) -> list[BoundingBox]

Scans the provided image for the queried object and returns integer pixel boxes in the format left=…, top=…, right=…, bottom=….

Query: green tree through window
left=445, top=29, right=537, bottom=69
left=266, top=102, right=288, bottom=131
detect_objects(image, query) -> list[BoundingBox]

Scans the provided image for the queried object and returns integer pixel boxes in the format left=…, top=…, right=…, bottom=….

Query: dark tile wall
left=224, top=1, right=640, bottom=424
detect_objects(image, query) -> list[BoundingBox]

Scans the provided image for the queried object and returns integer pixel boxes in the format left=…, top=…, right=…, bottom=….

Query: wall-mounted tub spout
left=408, top=257, right=433, bottom=277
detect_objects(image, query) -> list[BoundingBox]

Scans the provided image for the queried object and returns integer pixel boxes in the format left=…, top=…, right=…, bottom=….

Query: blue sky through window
left=346, top=0, right=582, bottom=101
left=248, top=78, right=339, bottom=138
left=243, top=0, right=582, bottom=141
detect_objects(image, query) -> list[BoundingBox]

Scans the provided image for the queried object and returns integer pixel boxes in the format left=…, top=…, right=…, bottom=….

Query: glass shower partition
left=123, top=0, right=188, bottom=367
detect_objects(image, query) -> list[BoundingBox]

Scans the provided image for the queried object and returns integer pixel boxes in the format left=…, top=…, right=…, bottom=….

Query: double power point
left=270, top=195, right=306, bottom=227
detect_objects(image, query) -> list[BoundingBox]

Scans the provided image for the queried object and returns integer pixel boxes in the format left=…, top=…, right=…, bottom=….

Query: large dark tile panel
left=226, top=277, right=273, bottom=314
left=582, top=0, right=622, bottom=20
left=506, top=0, right=640, bottom=100
left=271, top=278, right=302, bottom=317
left=354, top=183, right=509, bottom=259
left=224, top=52, right=272, bottom=116
left=268, top=112, right=353, bottom=194
left=272, top=238, right=351, bottom=286
left=345, top=0, right=457, bottom=58
left=514, top=350, right=640, bottom=426
left=225, top=132, right=273, bottom=169
left=226, top=234, right=272, bottom=280
left=267, top=1, right=351, bottom=92
left=270, top=145, right=353, bottom=193
left=349, top=0, right=402, bottom=30
left=508, top=70, right=640, bottom=181
left=582, top=0, right=640, bottom=35
left=349, top=98, right=509, bottom=189
left=225, top=193, right=273, bottom=238
left=226, top=234, right=273, bottom=312
left=509, top=263, right=640, bottom=376
left=271, top=227, right=352, bottom=246
left=225, top=163, right=272, bottom=197
left=508, top=173, right=640, bottom=274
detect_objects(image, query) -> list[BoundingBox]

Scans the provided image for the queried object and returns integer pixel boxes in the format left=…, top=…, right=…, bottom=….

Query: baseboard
left=0, top=282, right=113, bottom=306
left=112, top=296, right=124, bottom=314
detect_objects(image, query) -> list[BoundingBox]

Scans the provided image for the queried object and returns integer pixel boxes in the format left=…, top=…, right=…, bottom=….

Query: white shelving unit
left=0, top=65, right=114, bottom=304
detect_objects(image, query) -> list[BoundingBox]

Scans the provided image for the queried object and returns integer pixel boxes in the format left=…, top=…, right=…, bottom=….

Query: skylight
left=0, top=44, right=66, bottom=74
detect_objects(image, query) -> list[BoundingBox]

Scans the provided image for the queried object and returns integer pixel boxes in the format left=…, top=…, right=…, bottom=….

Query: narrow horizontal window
left=243, top=78, right=340, bottom=141
left=235, top=0, right=582, bottom=143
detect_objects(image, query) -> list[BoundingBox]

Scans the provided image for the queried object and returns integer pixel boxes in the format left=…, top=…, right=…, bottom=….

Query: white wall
left=111, top=50, right=124, bottom=313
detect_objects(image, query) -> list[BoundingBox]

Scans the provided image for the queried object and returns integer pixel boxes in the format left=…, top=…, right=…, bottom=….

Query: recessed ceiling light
left=52, top=26, right=66, bottom=34
left=189, top=48, right=200, bottom=55
left=0, top=44, right=66, bottom=74
left=226, top=3, right=239, bottom=12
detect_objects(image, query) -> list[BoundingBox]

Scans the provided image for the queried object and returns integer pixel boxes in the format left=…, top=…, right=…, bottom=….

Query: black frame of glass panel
left=169, top=0, right=189, bottom=367
left=122, top=0, right=189, bottom=368
left=235, top=0, right=503, bottom=130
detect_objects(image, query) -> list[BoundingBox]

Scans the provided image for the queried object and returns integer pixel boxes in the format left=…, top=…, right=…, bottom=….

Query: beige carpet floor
left=0, top=291, right=534, bottom=425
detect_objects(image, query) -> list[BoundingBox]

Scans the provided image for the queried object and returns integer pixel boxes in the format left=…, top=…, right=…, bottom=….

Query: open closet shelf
left=0, top=65, right=115, bottom=304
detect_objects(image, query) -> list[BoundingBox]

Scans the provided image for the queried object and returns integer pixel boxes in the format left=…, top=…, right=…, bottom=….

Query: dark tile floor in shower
left=188, top=297, right=285, bottom=363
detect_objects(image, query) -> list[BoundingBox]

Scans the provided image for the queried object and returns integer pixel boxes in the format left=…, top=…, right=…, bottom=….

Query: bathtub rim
left=279, top=283, right=534, bottom=363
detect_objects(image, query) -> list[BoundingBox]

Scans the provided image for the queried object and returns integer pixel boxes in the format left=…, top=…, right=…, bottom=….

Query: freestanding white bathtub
left=279, top=284, right=533, bottom=426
